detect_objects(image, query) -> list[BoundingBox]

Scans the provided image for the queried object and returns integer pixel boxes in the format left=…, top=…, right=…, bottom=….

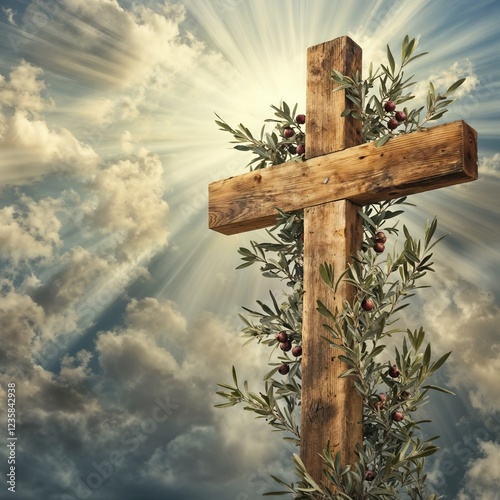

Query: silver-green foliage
left=215, top=36, right=464, bottom=499
left=332, top=34, right=465, bottom=147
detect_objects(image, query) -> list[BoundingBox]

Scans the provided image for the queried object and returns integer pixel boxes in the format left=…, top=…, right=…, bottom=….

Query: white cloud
left=0, top=281, right=292, bottom=499
left=85, top=150, right=169, bottom=260
left=2, top=7, right=17, bottom=25
left=120, top=130, right=134, bottom=154
left=0, top=62, right=99, bottom=185
left=124, top=297, right=187, bottom=338
left=0, top=60, right=48, bottom=115
left=20, top=0, right=206, bottom=91
left=409, top=274, right=500, bottom=413
left=479, top=153, right=500, bottom=178
left=0, top=194, right=62, bottom=263
left=413, top=59, right=479, bottom=108
left=458, top=441, right=500, bottom=499
left=0, top=290, right=44, bottom=376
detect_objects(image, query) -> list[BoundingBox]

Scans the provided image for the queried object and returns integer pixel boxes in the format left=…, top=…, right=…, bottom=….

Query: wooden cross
left=208, top=37, right=477, bottom=485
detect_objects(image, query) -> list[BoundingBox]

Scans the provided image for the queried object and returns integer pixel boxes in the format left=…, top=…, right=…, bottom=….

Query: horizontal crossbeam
left=208, top=120, right=477, bottom=235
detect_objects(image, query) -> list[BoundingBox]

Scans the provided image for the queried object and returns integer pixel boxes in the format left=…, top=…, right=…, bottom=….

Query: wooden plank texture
left=208, top=120, right=478, bottom=235
left=301, top=37, right=363, bottom=486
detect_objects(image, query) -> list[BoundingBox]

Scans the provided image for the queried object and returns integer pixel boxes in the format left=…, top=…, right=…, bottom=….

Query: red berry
left=365, top=470, right=376, bottom=481
left=392, top=410, right=405, bottom=422
left=276, top=331, right=288, bottom=343
left=395, top=110, right=406, bottom=122
left=373, top=242, right=385, bottom=253
left=283, top=127, right=295, bottom=138
left=280, top=340, right=292, bottom=352
left=278, top=364, right=290, bottom=375
left=387, top=118, right=399, bottom=130
left=296, top=143, right=305, bottom=155
left=361, top=298, right=375, bottom=311
left=375, top=231, right=387, bottom=243
left=388, top=365, right=400, bottom=378
left=384, top=101, right=396, bottom=112
left=295, top=114, right=306, bottom=124
left=378, top=393, right=387, bottom=403
left=291, top=345, right=302, bottom=357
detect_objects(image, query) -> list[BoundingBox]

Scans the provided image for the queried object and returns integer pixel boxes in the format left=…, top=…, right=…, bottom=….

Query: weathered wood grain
left=208, top=120, right=478, bottom=235
left=301, top=37, right=364, bottom=485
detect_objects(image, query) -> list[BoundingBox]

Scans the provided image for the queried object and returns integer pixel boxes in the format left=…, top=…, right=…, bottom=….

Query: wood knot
left=253, top=174, right=262, bottom=183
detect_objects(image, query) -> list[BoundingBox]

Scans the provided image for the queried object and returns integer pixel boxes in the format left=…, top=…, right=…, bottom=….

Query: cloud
left=84, top=150, right=169, bottom=261
left=18, top=0, right=205, bottom=91
left=0, top=193, right=62, bottom=263
left=0, top=59, right=48, bottom=115
left=21, top=247, right=110, bottom=359
left=0, top=290, right=44, bottom=376
left=2, top=7, right=17, bottom=25
left=0, top=61, right=99, bottom=185
left=413, top=59, right=479, bottom=108
left=457, top=441, right=500, bottom=499
left=31, top=246, right=109, bottom=316
left=408, top=274, right=500, bottom=413
left=479, top=153, right=500, bottom=178
left=0, top=294, right=285, bottom=499
left=124, top=297, right=187, bottom=339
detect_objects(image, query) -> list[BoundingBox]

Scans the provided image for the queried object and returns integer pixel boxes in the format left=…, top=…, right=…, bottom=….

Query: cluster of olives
left=281, top=114, right=306, bottom=157
left=384, top=100, right=407, bottom=130
left=275, top=331, right=302, bottom=375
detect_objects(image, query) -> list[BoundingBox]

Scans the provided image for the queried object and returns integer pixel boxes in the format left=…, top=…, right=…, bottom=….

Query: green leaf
left=376, top=134, right=391, bottom=147
left=405, top=52, right=429, bottom=65
left=423, top=385, right=455, bottom=396
left=214, top=401, right=237, bottom=409
left=387, top=44, right=396, bottom=75
left=319, top=262, right=335, bottom=288
left=236, top=261, right=255, bottom=270
left=447, top=78, right=466, bottom=94
left=317, top=300, right=335, bottom=320
left=429, top=110, right=448, bottom=121
left=429, top=351, right=452, bottom=373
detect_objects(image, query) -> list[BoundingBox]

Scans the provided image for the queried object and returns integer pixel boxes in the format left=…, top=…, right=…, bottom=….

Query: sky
left=0, top=0, right=499, bottom=499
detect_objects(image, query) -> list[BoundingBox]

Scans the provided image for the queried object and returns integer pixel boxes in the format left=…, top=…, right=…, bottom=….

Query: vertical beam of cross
left=300, top=37, right=364, bottom=484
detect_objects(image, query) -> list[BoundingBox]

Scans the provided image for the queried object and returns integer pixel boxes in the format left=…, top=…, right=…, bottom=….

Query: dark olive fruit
left=395, top=110, right=407, bottom=122
left=276, top=331, right=288, bottom=343
left=296, top=143, right=305, bottom=155
left=361, top=298, right=375, bottom=311
left=373, top=241, right=385, bottom=253
left=388, top=365, right=401, bottom=378
left=384, top=101, right=396, bottom=112
left=292, top=345, right=302, bottom=357
left=280, top=340, right=292, bottom=352
left=387, top=118, right=399, bottom=130
left=295, top=114, right=306, bottom=124
left=375, top=231, right=387, bottom=243
left=283, top=127, right=295, bottom=138
left=365, top=470, right=376, bottom=481
left=278, top=364, right=290, bottom=375
left=392, top=410, right=405, bottom=422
